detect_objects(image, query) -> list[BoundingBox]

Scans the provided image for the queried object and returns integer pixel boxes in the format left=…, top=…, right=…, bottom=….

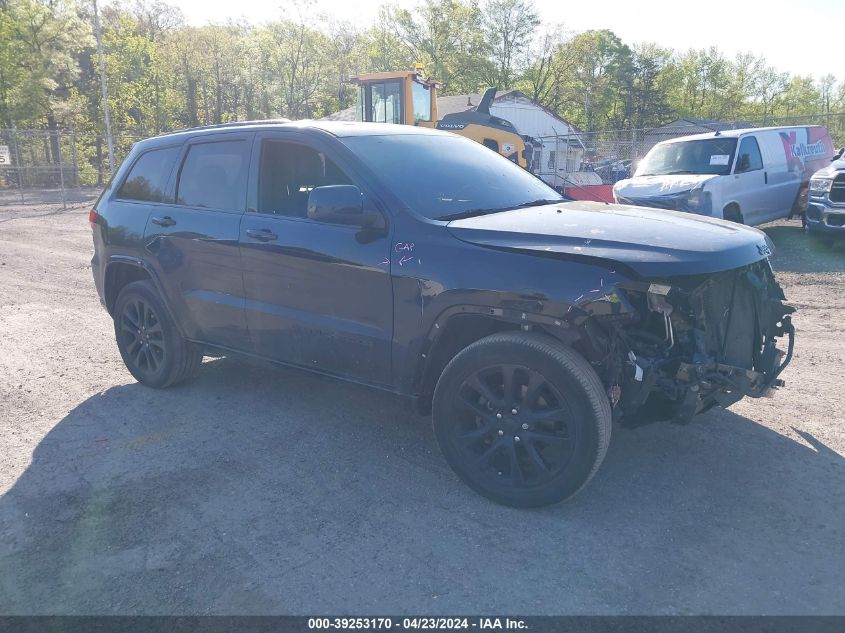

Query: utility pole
left=92, top=0, right=115, bottom=175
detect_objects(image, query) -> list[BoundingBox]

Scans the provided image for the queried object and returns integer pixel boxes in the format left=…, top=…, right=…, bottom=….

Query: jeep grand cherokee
left=91, top=121, right=795, bottom=507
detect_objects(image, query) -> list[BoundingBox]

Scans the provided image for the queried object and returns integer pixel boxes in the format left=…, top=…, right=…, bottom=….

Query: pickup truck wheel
left=113, top=280, right=202, bottom=388
left=432, top=332, right=612, bottom=507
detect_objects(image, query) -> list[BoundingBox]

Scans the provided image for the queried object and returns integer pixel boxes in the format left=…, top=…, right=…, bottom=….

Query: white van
left=613, top=126, right=835, bottom=225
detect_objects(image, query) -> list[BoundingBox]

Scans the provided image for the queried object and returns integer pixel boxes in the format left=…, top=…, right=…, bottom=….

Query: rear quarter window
left=116, top=146, right=180, bottom=203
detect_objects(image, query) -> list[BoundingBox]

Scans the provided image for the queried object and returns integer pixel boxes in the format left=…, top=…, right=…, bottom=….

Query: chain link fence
left=2, top=113, right=844, bottom=206
left=0, top=128, right=142, bottom=208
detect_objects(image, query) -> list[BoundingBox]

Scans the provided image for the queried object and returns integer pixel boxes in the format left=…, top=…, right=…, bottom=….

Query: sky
left=158, top=0, right=843, bottom=79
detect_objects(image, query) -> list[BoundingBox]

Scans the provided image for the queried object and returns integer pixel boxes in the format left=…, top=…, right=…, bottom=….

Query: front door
left=142, top=132, right=253, bottom=350
left=728, top=135, right=770, bottom=225
left=238, top=133, right=393, bottom=386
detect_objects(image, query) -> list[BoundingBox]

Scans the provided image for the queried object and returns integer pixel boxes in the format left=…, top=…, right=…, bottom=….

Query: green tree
left=389, top=0, right=489, bottom=94
left=480, top=0, right=538, bottom=89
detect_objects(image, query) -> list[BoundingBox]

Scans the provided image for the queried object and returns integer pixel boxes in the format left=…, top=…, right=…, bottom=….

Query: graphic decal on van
left=779, top=127, right=834, bottom=178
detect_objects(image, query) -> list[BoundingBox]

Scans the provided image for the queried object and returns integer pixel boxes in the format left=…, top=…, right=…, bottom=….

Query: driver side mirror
left=833, top=147, right=845, bottom=161
left=307, top=185, right=382, bottom=228
left=736, top=154, right=751, bottom=173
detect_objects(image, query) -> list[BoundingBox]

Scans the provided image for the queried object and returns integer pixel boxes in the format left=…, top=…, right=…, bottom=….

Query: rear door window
left=116, top=146, right=180, bottom=203
left=176, top=139, right=251, bottom=211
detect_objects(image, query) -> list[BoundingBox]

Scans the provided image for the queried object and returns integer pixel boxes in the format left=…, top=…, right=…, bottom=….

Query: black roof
left=140, top=120, right=450, bottom=149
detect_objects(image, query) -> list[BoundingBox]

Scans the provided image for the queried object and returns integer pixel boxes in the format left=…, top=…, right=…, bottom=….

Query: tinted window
left=116, top=146, right=180, bottom=203
left=636, top=138, right=738, bottom=176
left=735, top=136, right=764, bottom=173
left=176, top=140, right=250, bottom=210
left=257, top=141, right=352, bottom=217
left=340, top=134, right=562, bottom=220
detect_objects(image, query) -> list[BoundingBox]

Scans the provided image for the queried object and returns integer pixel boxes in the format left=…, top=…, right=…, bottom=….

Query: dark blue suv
left=91, top=121, right=795, bottom=507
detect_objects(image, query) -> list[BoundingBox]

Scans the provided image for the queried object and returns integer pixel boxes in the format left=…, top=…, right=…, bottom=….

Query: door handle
left=151, top=216, right=176, bottom=227
left=246, top=228, right=278, bottom=242
left=764, top=171, right=768, bottom=184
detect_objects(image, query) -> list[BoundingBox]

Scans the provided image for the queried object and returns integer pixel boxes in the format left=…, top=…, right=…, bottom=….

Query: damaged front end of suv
left=580, top=259, right=795, bottom=424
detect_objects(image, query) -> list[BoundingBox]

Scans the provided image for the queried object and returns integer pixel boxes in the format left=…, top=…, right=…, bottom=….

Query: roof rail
left=158, top=118, right=292, bottom=137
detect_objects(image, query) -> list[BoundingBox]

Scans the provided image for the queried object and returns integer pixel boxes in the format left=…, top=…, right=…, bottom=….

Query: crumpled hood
left=447, top=201, right=774, bottom=278
left=613, top=174, right=718, bottom=199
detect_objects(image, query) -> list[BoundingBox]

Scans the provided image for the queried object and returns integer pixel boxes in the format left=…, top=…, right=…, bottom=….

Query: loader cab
left=353, top=69, right=439, bottom=127
left=352, top=68, right=528, bottom=169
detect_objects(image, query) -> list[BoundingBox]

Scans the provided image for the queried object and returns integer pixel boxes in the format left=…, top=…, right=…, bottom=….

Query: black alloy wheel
left=433, top=332, right=612, bottom=507
left=447, top=364, right=577, bottom=489
left=113, top=280, right=202, bottom=388
left=118, top=296, right=167, bottom=378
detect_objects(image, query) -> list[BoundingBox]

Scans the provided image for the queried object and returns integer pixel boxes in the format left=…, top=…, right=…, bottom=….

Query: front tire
left=432, top=332, right=612, bottom=507
left=723, top=204, right=743, bottom=224
left=113, top=280, right=202, bottom=388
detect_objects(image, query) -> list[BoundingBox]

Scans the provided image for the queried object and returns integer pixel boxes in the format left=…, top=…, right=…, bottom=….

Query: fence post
left=631, top=128, right=637, bottom=161
left=11, top=127, right=24, bottom=203
left=56, top=130, right=67, bottom=210
left=71, top=129, right=79, bottom=187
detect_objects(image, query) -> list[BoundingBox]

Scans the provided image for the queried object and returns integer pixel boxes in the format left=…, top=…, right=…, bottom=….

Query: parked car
left=806, top=147, right=845, bottom=240
left=614, top=126, right=835, bottom=225
left=90, top=121, right=795, bottom=507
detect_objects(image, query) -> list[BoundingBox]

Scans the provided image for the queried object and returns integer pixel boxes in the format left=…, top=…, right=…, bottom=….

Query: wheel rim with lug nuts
left=448, top=363, right=577, bottom=488
left=119, top=298, right=166, bottom=375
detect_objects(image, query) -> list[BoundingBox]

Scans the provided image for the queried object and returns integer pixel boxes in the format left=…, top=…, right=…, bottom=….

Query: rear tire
left=432, top=332, right=612, bottom=507
left=113, top=280, right=202, bottom=388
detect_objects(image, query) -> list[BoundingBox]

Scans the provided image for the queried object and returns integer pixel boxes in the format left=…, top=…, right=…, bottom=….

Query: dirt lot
left=1, top=198, right=844, bottom=615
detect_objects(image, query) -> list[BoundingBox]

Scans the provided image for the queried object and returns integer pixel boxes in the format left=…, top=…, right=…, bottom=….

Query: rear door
left=142, top=132, right=254, bottom=350
left=238, top=131, right=394, bottom=386
left=758, top=130, right=797, bottom=219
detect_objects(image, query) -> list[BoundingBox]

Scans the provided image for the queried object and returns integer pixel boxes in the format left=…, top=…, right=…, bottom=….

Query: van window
left=116, top=146, right=180, bottom=203
left=636, top=138, right=738, bottom=176
left=176, top=140, right=250, bottom=211
left=257, top=141, right=352, bottom=217
left=735, top=137, right=764, bottom=173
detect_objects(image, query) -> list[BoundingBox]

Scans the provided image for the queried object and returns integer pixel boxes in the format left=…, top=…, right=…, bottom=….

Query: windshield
left=340, top=134, right=562, bottom=219
left=636, top=138, right=738, bottom=177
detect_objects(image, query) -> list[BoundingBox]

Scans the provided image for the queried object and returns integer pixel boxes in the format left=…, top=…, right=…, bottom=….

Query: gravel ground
left=0, top=199, right=843, bottom=615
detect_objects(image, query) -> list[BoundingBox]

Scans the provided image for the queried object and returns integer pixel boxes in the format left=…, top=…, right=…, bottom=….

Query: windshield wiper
left=435, top=208, right=507, bottom=221
left=506, top=198, right=564, bottom=209
left=435, top=199, right=563, bottom=222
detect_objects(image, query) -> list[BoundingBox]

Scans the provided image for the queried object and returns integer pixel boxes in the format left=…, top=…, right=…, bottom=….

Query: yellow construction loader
left=350, top=67, right=530, bottom=168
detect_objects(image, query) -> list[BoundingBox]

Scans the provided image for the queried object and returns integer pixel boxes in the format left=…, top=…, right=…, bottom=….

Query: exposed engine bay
left=580, top=260, right=795, bottom=424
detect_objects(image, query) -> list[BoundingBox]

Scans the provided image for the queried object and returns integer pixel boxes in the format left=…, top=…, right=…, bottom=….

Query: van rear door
left=759, top=130, right=798, bottom=221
